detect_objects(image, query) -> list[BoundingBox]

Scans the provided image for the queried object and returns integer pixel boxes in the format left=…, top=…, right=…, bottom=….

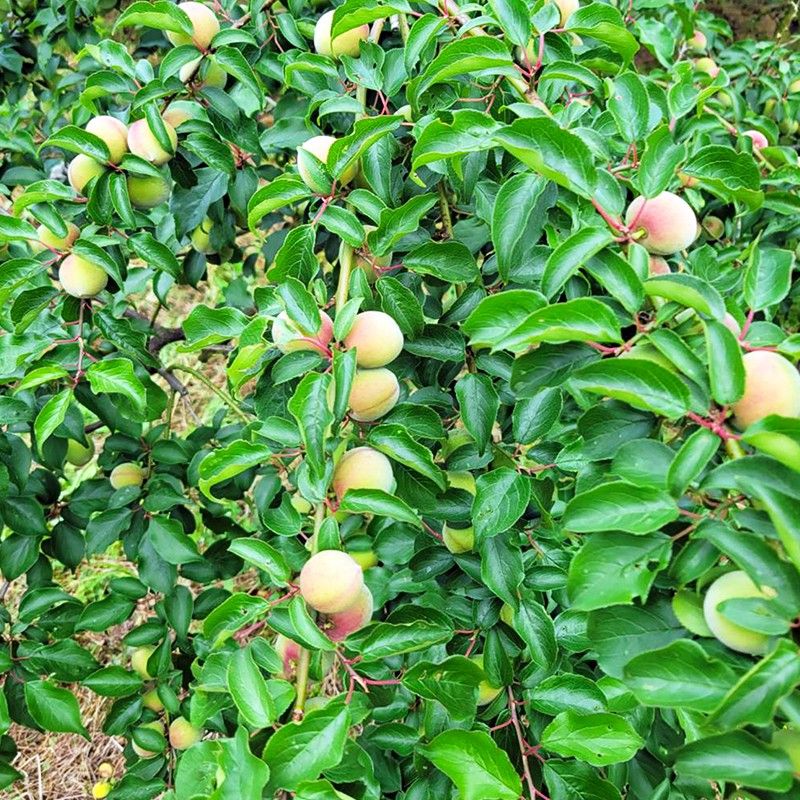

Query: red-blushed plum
left=299, top=550, right=364, bottom=613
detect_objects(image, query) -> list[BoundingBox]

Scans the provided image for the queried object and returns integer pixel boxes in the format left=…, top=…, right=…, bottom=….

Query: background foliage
left=1, top=0, right=800, bottom=798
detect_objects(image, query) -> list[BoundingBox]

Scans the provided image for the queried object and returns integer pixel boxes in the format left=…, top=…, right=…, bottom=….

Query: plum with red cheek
left=743, top=129, right=768, bottom=149
left=85, top=115, right=129, bottom=163
left=166, top=1, right=220, bottom=48
left=348, top=368, right=400, bottom=422
left=299, top=550, right=364, bottom=614
left=332, top=446, right=395, bottom=501
left=687, top=30, right=707, bottom=51
left=648, top=256, right=671, bottom=276
left=344, top=310, right=404, bottom=368
left=272, top=310, right=334, bottom=354
left=324, top=586, right=373, bottom=641
left=36, top=222, right=80, bottom=253
left=127, top=119, right=178, bottom=166
left=169, top=717, right=201, bottom=750
left=731, top=350, right=800, bottom=429
left=625, top=191, right=698, bottom=255
left=275, top=635, right=302, bottom=680
left=695, top=57, right=719, bottom=77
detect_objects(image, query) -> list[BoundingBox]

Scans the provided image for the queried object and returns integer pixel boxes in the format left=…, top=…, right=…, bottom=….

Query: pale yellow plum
left=132, top=720, right=164, bottom=759
left=58, top=254, right=108, bottom=298
left=37, top=222, right=80, bottom=252
left=92, top=781, right=112, bottom=799
left=471, top=655, right=502, bottom=706
left=131, top=646, right=155, bottom=679
left=297, top=134, right=358, bottom=194
left=290, top=493, right=312, bottom=514
left=179, top=56, right=227, bottom=88
left=162, top=102, right=195, bottom=129
left=625, top=191, right=698, bottom=255
left=332, top=446, right=395, bottom=501
left=677, top=171, right=697, bottom=188
left=98, top=763, right=114, bottom=780
left=344, top=310, right=404, bottom=368
left=348, top=368, right=400, bottom=422
left=773, top=728, right=800, bottom=771
left=86, top=115, right=129, bottom=163
left=695, top=57, right=719, bottom=77
left=443, top=524, right=475, bottom=554
left=324, top=585, right=373, bottom=641
left=313, top=9, right=369, bottom=58
left=127, top=173, right=172, bottom=208
left=169, top=717, right=201, bottom=750
left=127, top=119, right=178, bottom=165
left=790, top=78, right=800, bottom=94
left=299, top=550, right=364, bottom=613
left=68, top=154, right=106, bottom=195
left=702, top=570, right=771, bottom=655
left=272, top=309, right=334, bottom=353
left=142, top=689, right=164, bottom=712
left=349, top=549, right=378, bottom=570
left=65, top=439, right=93, bottom=466
left=731, top=350, right=800, bottom=429
left=166, top=1, right=220, bottom=48
left=190, top=216, right=214, bottom=253
left=111, top=462, right=145, bottom=489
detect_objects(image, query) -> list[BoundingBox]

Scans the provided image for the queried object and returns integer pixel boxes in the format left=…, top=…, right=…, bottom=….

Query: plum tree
left=67, top=154, right=106, bottom=194
left=443, top=471, right=477, bottom=554
left=190, top=216, right=215, bottom=253
left=85, top=115, right=128, bottom=163
left=348, top=368, right=400, bottom=421
left=324, top=586, right=373, bottom=641
left=127, top=173, right=172, bottom=208
left=297, top=135, right=358, bottom=195
left=272, top=309, right=334, bottom=354
left=299, top=550, right=364, bottom=613
left=313, top=10, right=369, bottom=58
left=773, top=729, right=800, bottom=771
left=132, top=720, right=164, bottom=759
left=58, top=254, right=108, bottom=298
left=743, top=129, right=768, bottom=149
left=35, top=222, right=80, bottom=252
left=731, top=350, right=800, bottom=428
left=687, top=30, right=707, bottom=51
left=695, top=57, right=719, bottom=77
left=110, top=462, right=146, bottom=489
left=65, top=439, right=93, bottom=466
left=344, top=310, right=404, bottom=368
left=471, top=655, right=502, bottom=705
left=169, top=717, right=201, bottom=750
left=127, top=119, right=178, bottom=165
left=332, top=446, right=395, bottom=501
left=648, top=256, right=671, bottom=276
left=625, top=191, right=698, bottom=255
left=131, top=646, right=154, bottom=679
left=166, top=1, right=220, bottom=49
left=702, top=570, right=772, bottom=655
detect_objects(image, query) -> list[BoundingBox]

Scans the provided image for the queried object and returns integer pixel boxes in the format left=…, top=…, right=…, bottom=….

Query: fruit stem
left=293, top=502, right=326, bottom=718
left=335, top=244, right=354, bottom=313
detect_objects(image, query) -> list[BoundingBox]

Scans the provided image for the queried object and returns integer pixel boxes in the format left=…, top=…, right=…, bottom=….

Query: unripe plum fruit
left=169, top=716, right=201, bottom=750
left=648, top=256, right=671, bottom=276
left=36, top=222, right=80, bottom=253
left=313, top=10, right=369, bottom=58
left=695, top=57, right=719, bottom=77
left=98, top=763, right=114, bottom=780
left=190, top=216, right=214, bottom=253
left=672, top=589, right=713, bottom=637
left=68, top=154, right=106, bottom=195
left=162, top=102, right=195, bottom=130
left=132, top=720, right=164, bottom=759
left=275, top=635, right=301, bottom=679
left=743, top=129, right=768, bottom=149
left=702, top=570, right=771, bottom=655
left=471, top=655, right=502, bottom=705
left=127, top=119, right=178, bottom=165
left=443, top=470, right=476, bottom=553
left=65, top=439, right=93, bottom=466
left=111, top=462, right=146, bottom=489
left=344, top=310, right=404, bottom=368
left=131, top=646, right=155, bottom=679
left=324, top=585, right=373, bottom=641
left=349, top=549, right=378, bottom=570
left=127, top=173, right=172, bottom=209
left=686, top=30, right=707, bottom=51
left=272, top=309, right=334, bottom=353
left=731, top=350, right=800, bottom=429
left=348, top=368, right=400, bottom=421
left=625, top=191, right=698, bottom=255
left=142, top=689, right=164, bottom=712
left=92, top=781, right=112, bottom=799
left=773, top=729, right=800, bottom=771
left=85, top=115, right=129, bottom=163
left=332, top=446, right=395, bottom=501
left=297, top=134, right=358, bottom=194
left=551, top=0, right=579, bottom=25
left=166, top=1, right=220, bottom=49
left=790, top=78, right=800, bottom=94
left=299, top=549, right=364, bottom=613
left=179, top=56, right=227, bottom=89
left=58, top=254, right=108, bottom=298
left=703, top=215, right=724, bottom=239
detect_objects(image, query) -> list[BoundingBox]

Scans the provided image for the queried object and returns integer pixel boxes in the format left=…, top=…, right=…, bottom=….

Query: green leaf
left=541, top=711, right=643, bottom=767
left=0, top=215, right=37, bottom=241
left=339, top=489, right=421, bottom=527
left=623, top=640, right=736, bottom=711
left=542, top=228, right=614, bottom=299
left=703, top=317, right=745, bottom=405
left=472, top=468, right=531, bottom=541
left=287, top=372, right=334, bottom=479
left=402, top=656, right=483, bottom=719
left=34, top=389, right=71, bottom=449
left=565, top=4, right=639, bottom=62
left=515, top=594, right=558, bottom=669
left=680, top=144, right=764, bottom=209
left=331, top=0, right=412, bottom=38
left=147, top=516, right=202, bottom=564
left=462, top=290, right=547, bottom=350
left=40, top=125, right=110, bottom=162
left=367, top=424, right=446, bottom=490
left=412, top=110, right=499, bottom=171
left=643, top=273, right=725, bottom=319
left=24, top=680, right=89, bottom=738
left=85, top=359, right=146, bottom=414
left=228, top=645, right=276, bottom=729
left=228, top=538, right=291, bottom=586
left=113, top=0, right=193, bottom=37
left=83, top=666, right=143, bottom=697
left=488, top=0, right=530, bottom=46
left=743, top=247, right=794, bottom=311
left=404, top=240, right=480, bottom=282
left=248, top=176, right=312, bottom=230
left=637, top=125, right=687, bottom=197
left=607, top=72, right=650, bottom=142
left=203, top=593, right=269, bottom=646
left=328, top=115, right=402, bottom=181
left=215, top=45, right=264, bottom=107
left=198, top=441, right=273, bottom=500
left=741, top=415, right=800, bottom=473
left=455, top=374, right=499, bottom=455
left=419, top=730, right=522, bottom=800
